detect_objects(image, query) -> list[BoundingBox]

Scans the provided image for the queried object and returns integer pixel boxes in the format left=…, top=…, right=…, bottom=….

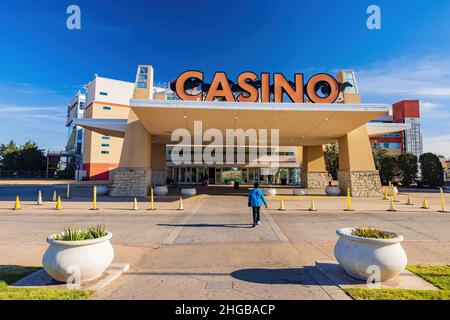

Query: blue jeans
left=252, top=206, right=260, bottom=225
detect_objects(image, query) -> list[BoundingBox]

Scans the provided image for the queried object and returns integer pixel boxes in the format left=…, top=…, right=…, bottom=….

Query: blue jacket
left=248, top=188, right=267, bottom=208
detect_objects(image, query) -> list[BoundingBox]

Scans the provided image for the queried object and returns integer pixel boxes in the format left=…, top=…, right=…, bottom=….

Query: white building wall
left=85, top=76, right=134, bottom=107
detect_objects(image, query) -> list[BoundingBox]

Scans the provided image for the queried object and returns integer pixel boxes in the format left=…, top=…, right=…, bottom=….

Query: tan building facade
left=75, top=66, right=410, bottom=197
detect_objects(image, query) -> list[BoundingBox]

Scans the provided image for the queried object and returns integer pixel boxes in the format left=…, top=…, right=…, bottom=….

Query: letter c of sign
left=305, top=73, right=339, bottom=103
left=175, top=70, right=204, bottom=100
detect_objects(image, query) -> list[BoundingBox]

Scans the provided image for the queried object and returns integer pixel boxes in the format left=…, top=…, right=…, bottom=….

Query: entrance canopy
left=129, top=100, right=388, bottom=145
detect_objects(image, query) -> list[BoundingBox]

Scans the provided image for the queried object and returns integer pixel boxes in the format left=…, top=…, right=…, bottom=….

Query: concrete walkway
left=0, top=188, right=449, bottom=299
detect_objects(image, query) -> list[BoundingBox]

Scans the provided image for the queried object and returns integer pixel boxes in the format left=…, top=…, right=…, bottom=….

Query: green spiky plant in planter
left=351, top=226, right=397, bottom=239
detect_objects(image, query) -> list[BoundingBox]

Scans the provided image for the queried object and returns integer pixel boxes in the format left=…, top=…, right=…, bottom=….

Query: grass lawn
left=406, top=265, right=450, bottom=290
left=345, top=265, right=450, bottom=300
left=0, top=265, right=94, bottom=300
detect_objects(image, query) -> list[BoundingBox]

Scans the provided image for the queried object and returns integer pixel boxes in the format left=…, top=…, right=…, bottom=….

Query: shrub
left=351, top=226, right=397, bottom=239
left=379, top=156, right=399, bottom=185
left=420, top=153, right=444, bottom=187
left=397, top=153, right=418, bottom=186
left=54, top=224, right=107, bottom=241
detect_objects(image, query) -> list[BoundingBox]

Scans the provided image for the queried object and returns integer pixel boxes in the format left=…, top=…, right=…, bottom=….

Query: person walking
left=248, top=182, right=267, bottom=227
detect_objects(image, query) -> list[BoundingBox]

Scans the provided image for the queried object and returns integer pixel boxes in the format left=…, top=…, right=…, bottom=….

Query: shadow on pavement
left=231, top=268, right=318, bottom=285
left=157, top=223, right=254, bottom=229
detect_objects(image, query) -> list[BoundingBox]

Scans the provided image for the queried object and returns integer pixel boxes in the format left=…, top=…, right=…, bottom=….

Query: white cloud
left=354, top=55, right=450, bottom=157
left=423, top=135, right=450, bottom=158
left=356, top=55, right=450, bottom=98
left=0, top=83, right=69, bottom=149
left=0, top=103, right=66, bottom=121
left=421, top=102, right=442, bottom=109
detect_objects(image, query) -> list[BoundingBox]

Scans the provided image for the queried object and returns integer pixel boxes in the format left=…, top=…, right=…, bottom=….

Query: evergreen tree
left=420, top=152, right=444, bottom=187
left=397, top=153, right=418, bottom=186
left=324, top=144, right=339, bottom=180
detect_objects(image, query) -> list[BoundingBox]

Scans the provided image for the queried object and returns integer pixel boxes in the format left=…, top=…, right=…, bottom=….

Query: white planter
left=153, top=185, right=169, bottom=196
left=263, top=188, right=277, bottom=196
left=293, top=188, right=307, bottom=195
left=181, top=188, right=196, bottom=196
left=334, top=227, right=407, bottom=282
left=96, top=185, right=109, bottom=195
left=325, top=186, right=341, bottom=196
left=42, top=232, right=114, bottom=283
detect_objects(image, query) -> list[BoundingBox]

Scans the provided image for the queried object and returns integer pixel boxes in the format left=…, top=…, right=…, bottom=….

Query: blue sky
left=0, top=0, right=449, bottom=156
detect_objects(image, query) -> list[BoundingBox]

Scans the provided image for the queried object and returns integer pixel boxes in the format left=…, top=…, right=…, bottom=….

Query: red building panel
left=393, top=100, right=420, bottom=122
left=83, top=163, right=118, bottom=181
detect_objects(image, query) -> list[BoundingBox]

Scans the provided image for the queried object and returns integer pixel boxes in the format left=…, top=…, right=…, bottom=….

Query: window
left=278, top=152, right=295, bottom=156
left=166, top=92, right=179, bottom=100
left=381, top=143, right=401, bottom=149
left=99, top=91, right=108, bottom=96
left=103, top=106, right=112, bottom=110
left=102, top=136, right=110, bottom=140
left=380, top=133, right=400, bottom=137
left=135, top=66, right=148, bottom=89
left=101, top=150, right=109, bottom=154
left=343, top=71, right=358, bottom=93
left=101, top=143, right=109, bottom=147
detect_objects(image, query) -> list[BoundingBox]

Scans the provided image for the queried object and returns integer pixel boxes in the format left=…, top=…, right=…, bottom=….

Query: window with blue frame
left=99, top=91, right=108, bottom=96
left=103, top=106, right=111, bottom=110
left=101, top=143, right=109, bottom=147
left=381, top=143, right=401, bottom=149
left=101, top=150, right=109, bottom=154
left=102, top=136, right=110, bottom=140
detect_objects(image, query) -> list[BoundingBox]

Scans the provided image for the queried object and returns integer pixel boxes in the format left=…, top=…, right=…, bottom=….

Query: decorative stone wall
left=151, top=170, right=167, bottom=186
left=110, top=168, right=151, bottom=197
left=338, top=170, right=381, bottom=197
left=301, top=171, right=329, bottom=189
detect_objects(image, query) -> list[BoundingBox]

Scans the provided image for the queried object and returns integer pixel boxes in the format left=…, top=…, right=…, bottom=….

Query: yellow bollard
left=52, top=191, right=57, bottom=202
left=37, top=190, right=43, bottom=205
left=13, top=195, right=21, bottom=210
left=178, top=196, right=184, bottom=211
left=308, top=199, right=316, bottom=212
left=344, top=188, right=354, bottom=211
left=65, top=183, right=71, bottom=199
left=278, top=198, right=286, bottom=211
left=382, top=187, right=388, bottom=200
left=55, top=195, right=62, bottom=210
left=91, top=185, right=99, bottom=210
left=387, top=198, right=397, bottom=212
left=392, top=187, right=399, bottom=202
left=438, top=187, right=449, bottom=213
left=421, top=195, right=429, bottom=209
left=405, top=194, right=413, bottom=205
left=132, top=197, right=139, bottom=210
left=148, top=187, right=156, bottom=210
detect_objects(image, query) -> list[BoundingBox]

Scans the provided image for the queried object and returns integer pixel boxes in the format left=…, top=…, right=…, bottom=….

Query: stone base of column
left=300, top=171, right=329, bottom=189
left=151, top=169, right=167, bottom=186
left=338, top=170, right=382, bottom=197
left=110, top=168, right=151, bottom=197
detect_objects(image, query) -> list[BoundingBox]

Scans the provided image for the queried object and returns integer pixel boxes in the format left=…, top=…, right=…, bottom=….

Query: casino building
left=69, top=65, right=411, bottom=197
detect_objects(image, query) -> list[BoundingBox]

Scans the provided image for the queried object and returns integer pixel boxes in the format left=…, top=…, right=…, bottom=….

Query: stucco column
left=301, top=145, right=329, bottom=189
left=111, top=109, right=152, bottom=196
left=338, top=125, right=381, bottom=197
left=151, top=143, right=167, bottom=186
